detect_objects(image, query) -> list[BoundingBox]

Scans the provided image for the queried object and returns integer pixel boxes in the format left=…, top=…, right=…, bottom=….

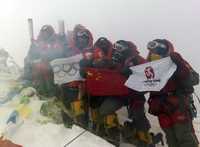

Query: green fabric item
left=163, top=122, right=198, bottom=147
left=61, top=110, right=74, bottom=128
left=20, top=96, right=30, bottom=104
left=99, top=98, right=123, bottom=117
left=163, top=127, right=179, bottom=147
left=174, top=123, right=198, bottom=147
left=40, top=99, right=63, bottom=124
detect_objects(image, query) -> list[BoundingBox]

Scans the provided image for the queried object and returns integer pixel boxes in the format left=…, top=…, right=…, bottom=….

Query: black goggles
left=76, top=31, right=89, bottom=38
left=147, top=41, right=168, bottom=55
left=113, top=42, right=128, bottom=51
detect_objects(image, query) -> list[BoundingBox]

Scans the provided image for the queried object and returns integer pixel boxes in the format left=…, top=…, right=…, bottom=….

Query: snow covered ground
left=9, top=121, right=115, bottom=147
left=0, top=84, right=200, bottom=147
left=0, top=95, right=115, bottom=147
left=1, top=92, right=200, bottom=147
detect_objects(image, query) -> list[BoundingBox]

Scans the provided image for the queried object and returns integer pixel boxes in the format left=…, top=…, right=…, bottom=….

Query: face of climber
left=112, top=40, right=131, bottom=64
left=75, top=31, right=90, bottom=49
left=39, top=25, right=55, bottom=41
left=147, top=40, right=169, bottom=61
left=95, top=37, right=111, bottom=55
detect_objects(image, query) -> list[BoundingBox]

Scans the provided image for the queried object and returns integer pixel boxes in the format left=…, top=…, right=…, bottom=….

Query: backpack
left=189, top=69, right=199, bottom=86
left=182, top=61, right=199, bottom=88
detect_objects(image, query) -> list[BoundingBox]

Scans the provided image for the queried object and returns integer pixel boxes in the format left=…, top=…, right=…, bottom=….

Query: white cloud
left=0, top=0, right=199, bottom=71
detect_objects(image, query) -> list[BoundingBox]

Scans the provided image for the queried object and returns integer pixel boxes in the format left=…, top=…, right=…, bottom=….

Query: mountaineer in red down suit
left=79, top=37, right=119, bottom=144
left=24, top=25, right=65, bottom=96
left=61, top=24, right=93, bottom=128
left=111, top=40, right=155, bottom=147
left=147, top=39, right=199, bottom=147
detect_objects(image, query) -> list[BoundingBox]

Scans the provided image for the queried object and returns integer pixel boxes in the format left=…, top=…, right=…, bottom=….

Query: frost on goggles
left=147, top=41, right=168, bottom=56
left=76, top=31, right=89, bottom=38
left=41, top=25, right=53, bottom=33
left=96, top=38, right=109, bottom=48
left=147, top=41, right=167, bottom=50
left=113, top=42, right=128, bottom=52
left=42, top=26, right=48, bottom=31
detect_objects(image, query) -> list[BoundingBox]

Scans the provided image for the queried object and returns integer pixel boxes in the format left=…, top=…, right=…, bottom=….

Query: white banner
left=125, top=57, right=177, bottom=92
left=50, top=54, right=83, bottom=85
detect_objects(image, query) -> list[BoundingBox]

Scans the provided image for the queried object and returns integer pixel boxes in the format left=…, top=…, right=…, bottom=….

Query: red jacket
left=148, top=52, right=191, bottom=116
left=147, top=40, right=192, bottom=128
left=64, top=24, right=93, bottom=88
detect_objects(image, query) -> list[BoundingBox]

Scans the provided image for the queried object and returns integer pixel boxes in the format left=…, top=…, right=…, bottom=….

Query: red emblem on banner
left=144, top=66, right=155, bottom=80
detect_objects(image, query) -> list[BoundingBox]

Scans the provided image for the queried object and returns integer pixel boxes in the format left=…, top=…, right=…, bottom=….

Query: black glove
left=79, top=59, right=93, bottom=78
left=79, top=59, right=93, bottom=68
left=121, top=67, right=133, bottom=77
left=130, top=109, right=151, bottom=131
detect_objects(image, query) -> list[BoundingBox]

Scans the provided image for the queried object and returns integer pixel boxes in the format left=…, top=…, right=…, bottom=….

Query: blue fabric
left=7, top=110, right=19, bottom=124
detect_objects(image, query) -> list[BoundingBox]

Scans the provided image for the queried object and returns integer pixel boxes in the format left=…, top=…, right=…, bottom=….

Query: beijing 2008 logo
left=144, top=66, right=155, bottom=80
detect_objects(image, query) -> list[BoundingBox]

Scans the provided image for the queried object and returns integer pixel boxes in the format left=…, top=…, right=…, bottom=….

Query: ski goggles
left=41, top=25, right=53, bottom=33
left=76, top=31, right=89, bottom=38
left=98, top=37, right=107, bottom=42
left=111, top=50, right=125, bottom=64
left=147, top=41, right=168, bottom=55
left=96, top=38, right=109, bottom=48
left=41, top=25, right=49, bottom=31
left=113, top=42, right=128, bottom=52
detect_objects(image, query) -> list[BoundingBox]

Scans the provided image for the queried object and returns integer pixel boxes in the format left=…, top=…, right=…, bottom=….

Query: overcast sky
left=0, top=0, right=199, bottom=73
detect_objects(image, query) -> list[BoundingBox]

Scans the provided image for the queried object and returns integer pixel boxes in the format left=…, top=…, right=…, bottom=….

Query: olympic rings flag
left=50, top=54, right=84, bottom=85
left=125, top=57, right=177, bottom=92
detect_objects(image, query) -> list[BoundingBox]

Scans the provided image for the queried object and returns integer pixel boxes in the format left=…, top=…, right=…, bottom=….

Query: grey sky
left=0, top=0, right=200, bottom=73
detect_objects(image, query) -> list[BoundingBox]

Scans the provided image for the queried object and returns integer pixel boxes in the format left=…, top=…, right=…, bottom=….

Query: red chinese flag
left=86, top=68, right=129, bottom=96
